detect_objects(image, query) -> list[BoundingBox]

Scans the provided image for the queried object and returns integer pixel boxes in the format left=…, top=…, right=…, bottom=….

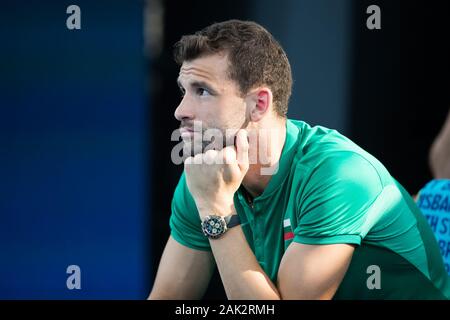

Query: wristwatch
left=201, top=214, right=241, bottom=239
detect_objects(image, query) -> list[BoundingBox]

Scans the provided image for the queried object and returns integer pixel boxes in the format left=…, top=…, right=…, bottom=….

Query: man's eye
left=197, top=88, right=211, bottom=96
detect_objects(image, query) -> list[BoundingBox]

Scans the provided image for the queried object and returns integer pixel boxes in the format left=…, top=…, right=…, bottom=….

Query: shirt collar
left=237, top=119, right=300, bottom=203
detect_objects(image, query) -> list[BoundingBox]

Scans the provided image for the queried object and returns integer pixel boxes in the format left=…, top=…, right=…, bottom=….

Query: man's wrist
left=196, top=197, right=236, bottom=218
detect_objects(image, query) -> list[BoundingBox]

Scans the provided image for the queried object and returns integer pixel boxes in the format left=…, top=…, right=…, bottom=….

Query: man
left=149, top=20, right=450, bottom=299
left=416, top=109, right=450, bottom=275
left=430, top=109, right=450, bottom=179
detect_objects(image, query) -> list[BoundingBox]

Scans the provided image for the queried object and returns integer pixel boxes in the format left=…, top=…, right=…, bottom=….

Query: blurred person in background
left=416, top=109, right=450, bottom=275
left=430, top=110, right=450, bottom=179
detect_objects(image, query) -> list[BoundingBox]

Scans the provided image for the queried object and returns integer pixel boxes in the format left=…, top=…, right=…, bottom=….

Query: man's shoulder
left=289, top=120, right=384, bottom=175
left=293, top=149, right=385, bottom=202
left=287, top=120, right=393, bottom=196
left=288, top=119, right=363, bottom=164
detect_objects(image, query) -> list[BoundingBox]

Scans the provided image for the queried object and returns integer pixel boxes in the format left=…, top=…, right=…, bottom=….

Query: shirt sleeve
left=294, top=151, right=384, bottom=246
left=169, top=172, right=211, bottom=251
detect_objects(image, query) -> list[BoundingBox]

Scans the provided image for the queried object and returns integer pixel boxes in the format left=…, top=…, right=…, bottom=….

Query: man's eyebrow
left=177, top=78, right=218, bottom=93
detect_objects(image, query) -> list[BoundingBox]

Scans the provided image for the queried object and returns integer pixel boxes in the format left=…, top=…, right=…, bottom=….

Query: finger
left=193, top=153, right=204, bottom=165
left=235, top=129, right=249, bottom=170
left=222, top=146, right=237, bottom=165
left=184, top=156, right=194, bottom=165
left=204, top=149, right=219, bottom=165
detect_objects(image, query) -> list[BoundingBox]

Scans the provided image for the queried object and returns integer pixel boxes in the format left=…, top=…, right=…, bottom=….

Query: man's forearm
left=200, top=206, right=281, bottom=300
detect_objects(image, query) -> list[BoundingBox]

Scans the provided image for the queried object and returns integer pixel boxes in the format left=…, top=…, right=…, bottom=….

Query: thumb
left=235, top=129, right=249, bottom=171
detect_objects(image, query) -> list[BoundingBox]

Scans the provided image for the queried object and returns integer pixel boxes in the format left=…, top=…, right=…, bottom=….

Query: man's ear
left=246, top=88, right=273, bottom=122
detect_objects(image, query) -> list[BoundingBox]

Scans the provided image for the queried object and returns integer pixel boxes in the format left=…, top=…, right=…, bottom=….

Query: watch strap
left=225, top=214, right=240, bottom=229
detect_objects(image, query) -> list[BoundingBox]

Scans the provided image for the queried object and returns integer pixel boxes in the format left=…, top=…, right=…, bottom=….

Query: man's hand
left=184, top=129, right=249, bottom=217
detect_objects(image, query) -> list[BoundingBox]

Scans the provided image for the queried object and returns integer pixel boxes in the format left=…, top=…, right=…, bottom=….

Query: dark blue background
left=0, top=1, right=149, bottom=299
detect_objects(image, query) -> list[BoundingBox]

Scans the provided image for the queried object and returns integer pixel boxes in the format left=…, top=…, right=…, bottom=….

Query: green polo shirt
left=169, top=119, right=450, bottom=299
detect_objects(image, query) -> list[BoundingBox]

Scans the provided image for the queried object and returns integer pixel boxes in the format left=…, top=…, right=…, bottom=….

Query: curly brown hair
left=173, top=20, right=293, bottom=117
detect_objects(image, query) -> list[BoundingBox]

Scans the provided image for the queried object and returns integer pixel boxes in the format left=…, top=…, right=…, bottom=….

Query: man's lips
left=180, top=127, right=194, bottom=134
left=180, top=127, right=198, bottom=139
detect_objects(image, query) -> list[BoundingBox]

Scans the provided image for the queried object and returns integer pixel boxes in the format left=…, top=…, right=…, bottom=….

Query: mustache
left=179, top=117, right=249, bottom=132
left=179, top=121, right=197, bottom=131
left=177, top=126, right=234, bottom=152
left=177, top=118, right=250, bottom=151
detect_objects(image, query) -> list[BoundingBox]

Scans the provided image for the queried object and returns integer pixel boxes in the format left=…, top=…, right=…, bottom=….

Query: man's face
left=175, top=53, right=248, bottom=155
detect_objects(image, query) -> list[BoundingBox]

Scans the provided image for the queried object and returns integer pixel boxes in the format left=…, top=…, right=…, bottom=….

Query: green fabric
left=169, top=119, right=450, bottom=299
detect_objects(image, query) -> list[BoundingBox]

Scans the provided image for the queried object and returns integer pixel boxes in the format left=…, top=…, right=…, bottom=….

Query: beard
left=180, top=117, right=249, bottom=158
left=182, top=128, right=235, bottom=157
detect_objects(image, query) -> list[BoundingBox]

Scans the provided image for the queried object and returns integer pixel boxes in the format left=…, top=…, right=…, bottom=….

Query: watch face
left=201, top=215, right=227, bottom=239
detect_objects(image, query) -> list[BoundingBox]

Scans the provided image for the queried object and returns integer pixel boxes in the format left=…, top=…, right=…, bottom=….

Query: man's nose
left=174, top=97, right=194, bottom=121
